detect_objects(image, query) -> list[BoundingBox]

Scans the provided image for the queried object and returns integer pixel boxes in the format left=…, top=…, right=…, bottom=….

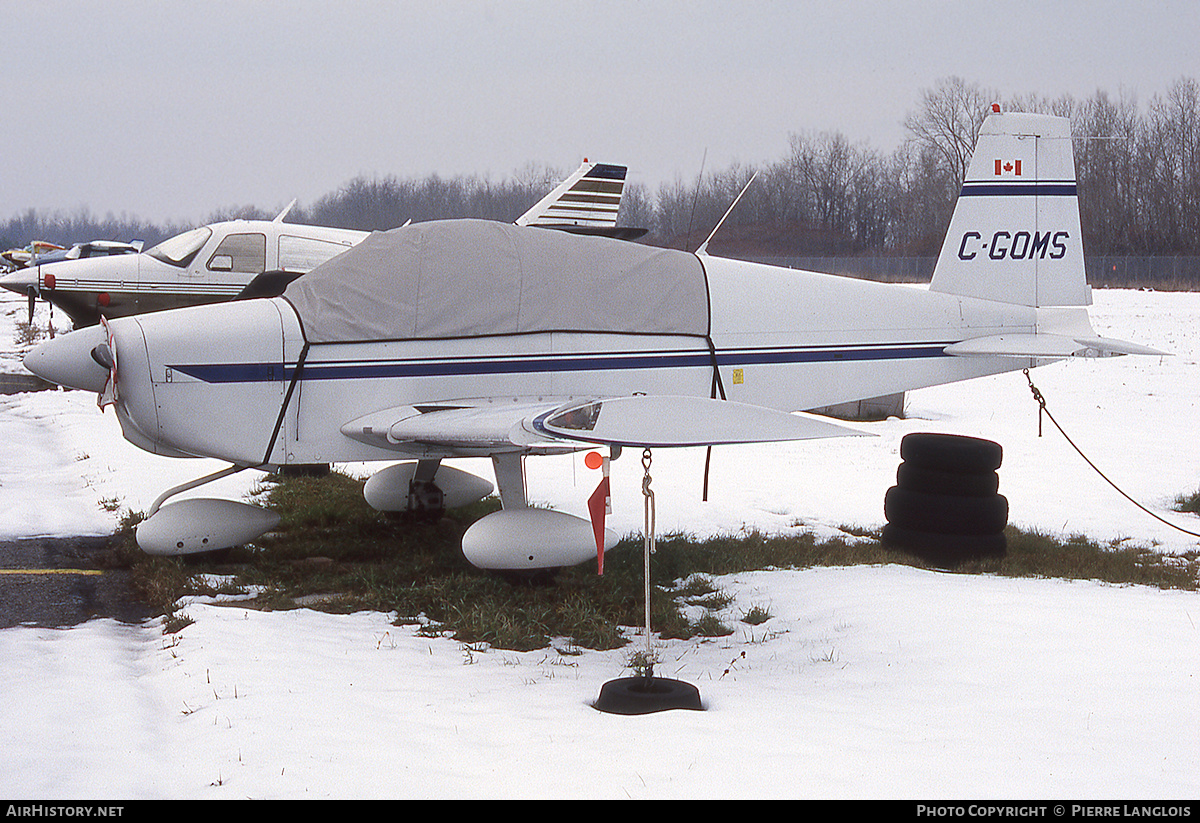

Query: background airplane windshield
left=146, top=226, right=212, bottom=267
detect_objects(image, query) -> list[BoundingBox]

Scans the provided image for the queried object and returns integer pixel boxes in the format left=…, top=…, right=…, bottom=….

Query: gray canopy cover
left=283, top=219, right=710, bottom=343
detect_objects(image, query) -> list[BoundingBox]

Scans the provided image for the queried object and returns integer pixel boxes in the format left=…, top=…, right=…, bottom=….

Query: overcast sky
left=3, top=0, right=1197, bottom=226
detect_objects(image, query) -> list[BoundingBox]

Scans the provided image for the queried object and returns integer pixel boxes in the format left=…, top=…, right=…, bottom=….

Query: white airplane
left=0, top=160, right=635, bottom=326
left=24, top=110, right=1164, bottom=572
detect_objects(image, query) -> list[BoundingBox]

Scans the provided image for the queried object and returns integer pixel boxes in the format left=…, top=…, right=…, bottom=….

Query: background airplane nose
left=23, top=325, right=110, bottom=393
left=0, top=267, right=38, bottom=295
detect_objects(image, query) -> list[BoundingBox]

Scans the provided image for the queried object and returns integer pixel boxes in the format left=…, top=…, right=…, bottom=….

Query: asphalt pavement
left=0, top=373, right=55, bottom=395
left=0, top=537, right=150, bottom=629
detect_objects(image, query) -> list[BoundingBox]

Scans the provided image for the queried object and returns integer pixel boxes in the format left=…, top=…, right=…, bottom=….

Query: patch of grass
left=117, top=468, right=1200, bottom=652
left=625, top=648, right=658, bottom=678
left=1174, top=489, right=1200, bottom=516
left=675, top=573, right=721, bottom=599
left=690, top=612, right=734, bottom=637
left=108, top=510, right=195, bottom=622
left=674, top=574, right=733, bottom=610
left=13, top=321, right=47, bottom=348
left=994, top=528, right=1200, bottom=591
left=741, top=604, right=773, bottom=625
left=163, top=612, right=195, bottom=634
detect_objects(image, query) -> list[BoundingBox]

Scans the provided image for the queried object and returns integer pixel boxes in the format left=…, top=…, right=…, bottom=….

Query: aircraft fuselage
left=0, top=220, right=366, bottom=326
left=103, top=253, right=1038, bottom=468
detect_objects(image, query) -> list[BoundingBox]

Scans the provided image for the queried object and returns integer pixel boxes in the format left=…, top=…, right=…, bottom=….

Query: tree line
left=649, top=75, right=1200, bottom=260
left=5, top=77, right=1200, bottom=274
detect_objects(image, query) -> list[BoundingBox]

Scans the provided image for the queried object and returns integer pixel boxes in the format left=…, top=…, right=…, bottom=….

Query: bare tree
left=7, top=76, right=1200, bottom=274
left=904, top=76, right=998, bottom=193
left=616, top=180, right=655, bottom=232
left=1145, top=77, right=1200, bottom=251
left=1074, top=89, right=1141, bottom=253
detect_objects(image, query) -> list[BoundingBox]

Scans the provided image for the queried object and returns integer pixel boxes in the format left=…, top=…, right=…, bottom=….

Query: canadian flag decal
left=994, top=159, right=1023, bottom=176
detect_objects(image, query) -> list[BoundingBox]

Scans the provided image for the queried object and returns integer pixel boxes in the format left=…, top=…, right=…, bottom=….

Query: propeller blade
left=26, top=286, right=35, bottom=324
left=97, top=316, right=118, bottom=409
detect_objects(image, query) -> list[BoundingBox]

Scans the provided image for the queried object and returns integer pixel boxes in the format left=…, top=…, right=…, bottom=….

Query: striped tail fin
left=930, top=110, right=1091, bottom=308
left=516, top=160, right=628, bottom=228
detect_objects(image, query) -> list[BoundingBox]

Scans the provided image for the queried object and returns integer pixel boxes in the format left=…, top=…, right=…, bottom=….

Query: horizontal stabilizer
left=530, top=395, right=866, bottom=448
left=944, top=334, right=1168, bottom=358
left=531, top=225, right=649, bottom=241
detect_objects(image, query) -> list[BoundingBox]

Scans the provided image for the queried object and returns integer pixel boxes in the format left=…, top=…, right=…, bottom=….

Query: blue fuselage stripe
left=168, top=343, right=955, bottom=384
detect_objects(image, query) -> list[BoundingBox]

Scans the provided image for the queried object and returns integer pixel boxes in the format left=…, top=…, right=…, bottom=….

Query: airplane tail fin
left=515, top=160, right=628, bottom=229
left=929, top=110, right=1090, bottom=308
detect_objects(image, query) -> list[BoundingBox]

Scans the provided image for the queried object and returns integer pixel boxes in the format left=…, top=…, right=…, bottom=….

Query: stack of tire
left=882, top=433, right=1008, bottom=568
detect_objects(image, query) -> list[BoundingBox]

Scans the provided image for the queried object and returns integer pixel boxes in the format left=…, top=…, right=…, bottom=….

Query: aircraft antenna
left=273, top=199, right=297, bottom=223
left=696, top=170, right=758, bottom=256
left=684, top=148, right=707, bottom=252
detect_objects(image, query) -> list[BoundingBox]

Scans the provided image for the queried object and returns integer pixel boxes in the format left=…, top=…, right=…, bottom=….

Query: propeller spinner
left=23, top=323, right=110, bottom=393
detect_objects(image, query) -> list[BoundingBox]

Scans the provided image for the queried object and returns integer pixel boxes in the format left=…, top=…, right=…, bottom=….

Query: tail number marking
left=957, top=231, right=1069, bottom=261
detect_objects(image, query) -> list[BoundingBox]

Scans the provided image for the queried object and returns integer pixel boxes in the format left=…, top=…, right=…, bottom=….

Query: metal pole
left=641, top=448, right=655, bottom=662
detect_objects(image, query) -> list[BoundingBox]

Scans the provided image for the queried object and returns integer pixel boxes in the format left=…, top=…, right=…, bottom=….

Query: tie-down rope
left=1023, top=368, right=1200, bottom=540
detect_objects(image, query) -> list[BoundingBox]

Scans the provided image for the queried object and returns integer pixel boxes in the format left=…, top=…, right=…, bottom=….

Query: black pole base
left=593, top=676, right=703, bottom=715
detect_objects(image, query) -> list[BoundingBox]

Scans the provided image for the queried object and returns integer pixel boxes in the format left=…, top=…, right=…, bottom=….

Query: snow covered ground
left=0, top=288, right=1198, bottom=799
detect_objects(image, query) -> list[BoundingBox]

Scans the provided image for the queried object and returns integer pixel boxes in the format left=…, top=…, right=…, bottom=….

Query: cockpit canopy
left=283, top=219, right=711, bottom=344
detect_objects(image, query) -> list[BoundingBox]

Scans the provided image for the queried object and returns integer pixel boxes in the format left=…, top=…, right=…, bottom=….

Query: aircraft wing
left=341, top=395, right=866, bottom=453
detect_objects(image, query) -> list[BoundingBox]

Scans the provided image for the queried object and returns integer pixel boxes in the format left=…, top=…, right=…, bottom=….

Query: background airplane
left=1, top=240, right=65, bottom=270
left=0, top=160, right=635, bottom=327
left=25, top=111, right=1163, bottom=572
left=13, top=239, right=143, bottom=266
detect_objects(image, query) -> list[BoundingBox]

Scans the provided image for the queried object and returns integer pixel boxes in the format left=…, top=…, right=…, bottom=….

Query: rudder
left=929, top=110, right=1090, bottom=308
left=515, top=160, right=628, bottom=228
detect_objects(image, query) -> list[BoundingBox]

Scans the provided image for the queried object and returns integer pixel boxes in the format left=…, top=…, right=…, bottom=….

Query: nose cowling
left=23, top=325, right=110, bottom=393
